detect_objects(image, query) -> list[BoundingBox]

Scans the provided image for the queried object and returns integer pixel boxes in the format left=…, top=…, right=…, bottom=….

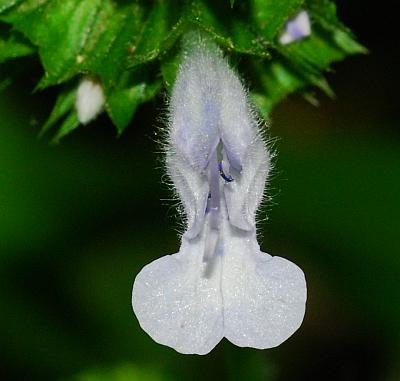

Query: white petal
left=75, top=78, right=104, bottom=124
left=132, top=238, right=224, bottom=355
left=222, top=245, right=307, bottom=348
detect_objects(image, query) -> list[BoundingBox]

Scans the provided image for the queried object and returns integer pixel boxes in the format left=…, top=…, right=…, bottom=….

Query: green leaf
left=186, top=0, right=269, bottom=57
left=278, top=0, right=367, bottom=72
left=127, top=0, right=183, bottom=68
left=308, top=0, right=367, bottom=55
left=278, top=25, right=365, bottom=74
left=0, top=30, right=35, bottom=63
left=39, top=83, right=77, bottom=137
left=0, top=0, right=23, bottom=14
left=0, top=0, right=366, bottom=136
left=251, top=60, right=305, bottom=117
left=51, top=110, right=79, bottom=144
left=107, top=80, right=162, bottom=135
left=277, top=48, right=335, bottom=97
left=1, top=1, right=149, bottom=89
left=1, top=0, right=103, bottom=87
left=80, top=2, right=145, bottom=89
left=250, top=0, right=304, bottom=41
left=249, top=0, right=366, bottom=115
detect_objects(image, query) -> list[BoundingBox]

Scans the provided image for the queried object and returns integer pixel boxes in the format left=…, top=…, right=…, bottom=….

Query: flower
left=132, top=39, right=307, bottom=355
left=279, top=10, right=311, bottom=45
left=75, top=78, right=104, bottom=124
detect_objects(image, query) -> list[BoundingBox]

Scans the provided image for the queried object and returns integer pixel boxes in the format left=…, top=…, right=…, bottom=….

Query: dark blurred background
left=1, top=2, right=399, bottom=380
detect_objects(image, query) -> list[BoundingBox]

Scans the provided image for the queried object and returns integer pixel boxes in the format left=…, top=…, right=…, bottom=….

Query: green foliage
left=1, top=86, right=399, bottom=379
left=0, top=0, right=365, bottom=140
left=251, top=0, right=304, bottom=41
left=39, top=82, right=77, bottom=138
left=0, top=29, right=34, bottom=63
left=66, top=364, right=172, bottom=381
left=107, top=80, right=162, bottom=136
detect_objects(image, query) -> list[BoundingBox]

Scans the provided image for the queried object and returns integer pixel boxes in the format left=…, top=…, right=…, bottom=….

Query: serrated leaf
left=282, top=52, right=334, bottom=96
left=81, top=2, right=145, bottom=89
left=251, top=60, right=305, bottom=117
left=251, top=0, right=304, bottom=41
left=39, top=83, right=77, bottom=137
left=251, top=51, right=336, bottom=117
left=127, top=0, right=183, bottom=68
left=1, top=0, right=149, bottom=89
left=249, top=0, right=365, bottom=113
left=0, top=0, right=23, bottom=14
left=284, top=31, right=343, bottom=70
left=229, top=19, right=270, bottom=55
left=0, top=30, right=35, bottom=63
left=107, top=80, right=162, bottom=135
left=187, top=0, right=270, bottom=57
left=307, top=0, right=349, bottom=30
left=1, top=0, right=103, bottom=87
left=332, top=29, right=367, bottom=55
left=1, top=0, right=366, bottom=137
left=278, top=23, right=365, bottom=74
left=307, top=0, right=367, bottom=55
left=51, top=110, right=79, bottom=144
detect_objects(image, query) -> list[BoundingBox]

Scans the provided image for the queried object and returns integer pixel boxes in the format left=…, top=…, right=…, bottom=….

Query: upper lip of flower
left=168, top=43, right=267, bottom=237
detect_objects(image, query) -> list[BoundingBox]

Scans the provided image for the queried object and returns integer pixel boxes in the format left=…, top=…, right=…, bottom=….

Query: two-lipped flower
left=132, top=38, right=307, bottom=355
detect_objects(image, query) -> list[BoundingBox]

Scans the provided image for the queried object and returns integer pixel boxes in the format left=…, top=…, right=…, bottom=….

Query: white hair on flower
left=132, top=36, right=307, bottom=355
left=75, top=78, right=105, bottom=124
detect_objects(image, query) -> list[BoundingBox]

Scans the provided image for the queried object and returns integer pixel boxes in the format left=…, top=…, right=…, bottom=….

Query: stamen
left=218, top=161, right=234, bottom=182
left=204, top=150, right=220, bottom=264
left=203, top=148, right=232, bottom=265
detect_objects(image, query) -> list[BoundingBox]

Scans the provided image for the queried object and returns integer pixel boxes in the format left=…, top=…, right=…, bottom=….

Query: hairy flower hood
left=132, top=37, right=307, bottom=355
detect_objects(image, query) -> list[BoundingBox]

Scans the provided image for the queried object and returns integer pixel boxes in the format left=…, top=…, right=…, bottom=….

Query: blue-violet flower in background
left=279, top=10, right=311, bottom=45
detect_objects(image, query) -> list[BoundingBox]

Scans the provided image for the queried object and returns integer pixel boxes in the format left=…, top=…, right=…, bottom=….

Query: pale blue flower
left=132, top=40, right=307, bottom=355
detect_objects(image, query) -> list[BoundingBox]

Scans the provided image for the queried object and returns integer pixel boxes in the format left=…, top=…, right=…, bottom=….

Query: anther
left=218, top=162, right=234, bottom=182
